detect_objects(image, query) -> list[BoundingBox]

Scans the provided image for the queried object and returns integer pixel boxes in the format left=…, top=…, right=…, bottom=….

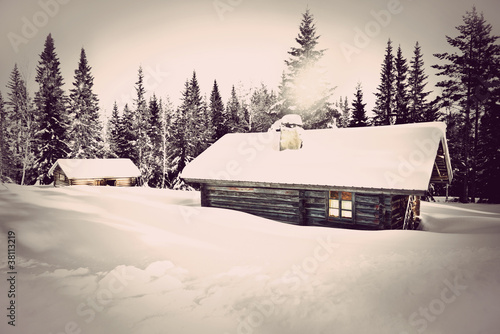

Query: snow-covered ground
left=1, top=184, right=499, bottom=334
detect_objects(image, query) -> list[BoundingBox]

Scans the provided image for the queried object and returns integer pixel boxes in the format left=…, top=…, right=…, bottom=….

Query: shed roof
left=182, top=122, right=453, bottom=195
left=49, top=159, right=141, bottom=179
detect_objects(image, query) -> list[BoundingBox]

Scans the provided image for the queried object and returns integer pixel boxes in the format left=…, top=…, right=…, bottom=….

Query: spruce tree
left=477, top=89, right=500, bottom=202
left=116, top=103, right=137, bottom=162
left=373, top=39, right=395, bottom=126
left=409, top=42, right=431, bottom=123
left=68, top=48, right=103, bottom=158
left=106, top=102, right=120, bottom=158
left=6, top=64, right=35, bottom=184
left=433, top=6, right=500, bottom=202
left=248, top=84, right=279, bottom=132
left=0, top=92, right=7, bottom=182
left=283, top=8, right=334, bottom=128
left=134, top=66, right=151, bottom=185
left=394, top=45, right=409, bottom=124
left=210, top=80, right=226, bottom=140
left=167, top=80, right=193, bottom=190
left=34, top=34, right=69, bottom=184
left=147, top=94, right=164, bottom=188
left=350, top=83, right=368, bottom=127
left=225, top=85, right=241, bottom=133
left=336, top=96, right=350, bottom=128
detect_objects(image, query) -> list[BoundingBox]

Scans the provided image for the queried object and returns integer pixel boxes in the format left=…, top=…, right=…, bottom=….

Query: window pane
left=342, top=192, right=352, bottom=201
left=329, top=191, right=339, bottom=200
left=342, top=201, right=352, bottom=210
left=329, top=208, right=339, bottom=217
left=342, top=210, right=352, bottom=218
left=329, top=199, right=339, bottom=209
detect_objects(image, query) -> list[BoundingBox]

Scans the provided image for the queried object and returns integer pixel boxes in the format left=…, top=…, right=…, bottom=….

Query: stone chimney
left=279, top=114, right=303, bottom=151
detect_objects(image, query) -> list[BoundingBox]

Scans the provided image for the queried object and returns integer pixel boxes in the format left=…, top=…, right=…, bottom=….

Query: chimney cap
left=280, top=114, right=303, bottom=128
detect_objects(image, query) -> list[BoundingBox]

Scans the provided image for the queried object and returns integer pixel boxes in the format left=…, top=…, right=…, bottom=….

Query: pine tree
left=116, top=103, right=137, bottom=162
left=248, top=84, right=279, bottom=132
left=134, top=66, right=151, bottom=185
left=161, top=98, right=174, bottom=189
left=68, top=48, right=103, bottom=159
left=5, top=64, right=35, bottom=184
left=167, top=80, right=193, bottom=190
left=477, top=89, right=500, bottom=202
left=373, top=39, right=395, bottom=126
left=34, top=34, right=69, bottom=184
left=147, top=94, right=164, bottom=188
left=0, top=92, right=8, bottom=182
left=283, top=8, right=334, bottom=128
left=336, top=96, right=350, bottom=128
left=350, top=83, right=368, bottom=127
left=106, top=102, right=121, bottom=158
left=225, top=85, right=241, bottom=133
left=394, top=45, right=409, bottom=124
left=409, top=42, right=431, bottom=123
left=210, top=80, right=226, bottom=140
left=186, top=72, right=211, bottom=157
left=433, top=6, right=500, bottom=202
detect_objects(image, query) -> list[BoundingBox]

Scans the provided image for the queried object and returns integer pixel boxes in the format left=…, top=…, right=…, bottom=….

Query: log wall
left=201, top=184, right=419, bottom=230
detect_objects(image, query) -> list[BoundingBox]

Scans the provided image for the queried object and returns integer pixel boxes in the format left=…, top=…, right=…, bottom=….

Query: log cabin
left=49, top=159, right=141, bottom=187
left=181, top=119, right=453, bottom=230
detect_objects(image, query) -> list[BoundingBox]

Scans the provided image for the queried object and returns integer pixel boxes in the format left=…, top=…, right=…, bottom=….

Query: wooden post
left=298, top=190, right=306, bottom=225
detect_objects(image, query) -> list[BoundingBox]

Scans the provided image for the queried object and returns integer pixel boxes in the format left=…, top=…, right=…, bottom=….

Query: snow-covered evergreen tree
left=394, top=45, right=409, bottom=124
left=116, top=103, right=137, bottom=163
left=106, top=102, right=121, bottom=158
left=225, top=85, right=242, bottom=133
left=409, top=42, right=431, bottom=123
left=134, top=66, right=152, bottom=185
left=283, top=8, right=334, bottom=129
left=5, top=64, right=35, bottom=184
left=34, top=34, right=69, bottom=184
left=167, top=81, right=194, bottom=190
left=248, top=84, right=279, bottom=132
left=336, top=96, right=350, bottom=128
left=147, top=94, right=164, bottom=188
left=350, top=83, right=368, bottom=127
left=373, top=39, right=395, bottom=126
left=433, top=6, right=500, bottom=202
left=68, top=48, right=104, bottom=158
left=210, top=80, right=226, bottom=140
left=186, top=72, right=212, bottom=157
left=0, top=92, right=7, bottom=182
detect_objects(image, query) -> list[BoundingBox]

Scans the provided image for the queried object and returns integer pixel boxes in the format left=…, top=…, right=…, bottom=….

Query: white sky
left=1, top=0, right=499, bottom=116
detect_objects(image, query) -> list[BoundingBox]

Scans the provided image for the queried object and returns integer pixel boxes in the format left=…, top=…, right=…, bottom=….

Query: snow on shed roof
left=182, top=122, right=452, bottom=194
left=49, top=159, right=141, bottom=179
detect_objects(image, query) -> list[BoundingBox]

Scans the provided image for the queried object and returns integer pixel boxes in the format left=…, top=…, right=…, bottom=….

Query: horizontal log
left=356, top=194, right=381, bottom=205
left=207, top=190, right=299, bottom=202
left=304, top=190, right=326, bottom=199
left=206, top=185, right=299, bottom=196
left=207, top=196, right=298, bottom=209
left=208, top=199, right=298, bottom=216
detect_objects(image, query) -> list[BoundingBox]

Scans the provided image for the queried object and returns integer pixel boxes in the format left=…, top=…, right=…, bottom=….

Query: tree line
left=0, top=6, right=498, bottom=203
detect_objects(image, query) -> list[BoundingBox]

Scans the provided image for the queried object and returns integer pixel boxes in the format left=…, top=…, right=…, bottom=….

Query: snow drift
left=1, top=184, right=499, bottom=334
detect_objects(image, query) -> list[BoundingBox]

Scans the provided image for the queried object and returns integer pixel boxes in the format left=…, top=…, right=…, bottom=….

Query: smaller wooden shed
left=49, top=159, right=141, bottom=187
left=181, top=121, right=453, bottom=230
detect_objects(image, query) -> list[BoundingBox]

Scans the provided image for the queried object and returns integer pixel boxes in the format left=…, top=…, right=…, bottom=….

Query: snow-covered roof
left=49, top=159, right=141, bottom=179
left=182, top=122, right=453, bottom=194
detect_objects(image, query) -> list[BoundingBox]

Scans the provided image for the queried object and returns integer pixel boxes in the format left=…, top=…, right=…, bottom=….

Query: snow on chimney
left=279, top=114, right=303, bottom=151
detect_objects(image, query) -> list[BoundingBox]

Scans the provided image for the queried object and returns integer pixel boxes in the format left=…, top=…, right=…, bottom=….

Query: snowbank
left=1, top=184, right=499, bottom=334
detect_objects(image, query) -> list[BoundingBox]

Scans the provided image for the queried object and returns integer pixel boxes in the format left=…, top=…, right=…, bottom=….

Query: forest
left=0, top=6, right=498, bottom=203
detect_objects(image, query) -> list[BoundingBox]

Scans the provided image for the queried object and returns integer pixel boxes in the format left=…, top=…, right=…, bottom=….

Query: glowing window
left=329, top=191, right=353, bottom=219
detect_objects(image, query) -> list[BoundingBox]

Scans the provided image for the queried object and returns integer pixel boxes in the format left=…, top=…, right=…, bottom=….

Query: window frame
left=327, top=191, right=355, bottom=223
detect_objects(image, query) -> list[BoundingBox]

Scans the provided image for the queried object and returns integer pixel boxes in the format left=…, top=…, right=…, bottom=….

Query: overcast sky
left=1, top=0, right=499, bottom=116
